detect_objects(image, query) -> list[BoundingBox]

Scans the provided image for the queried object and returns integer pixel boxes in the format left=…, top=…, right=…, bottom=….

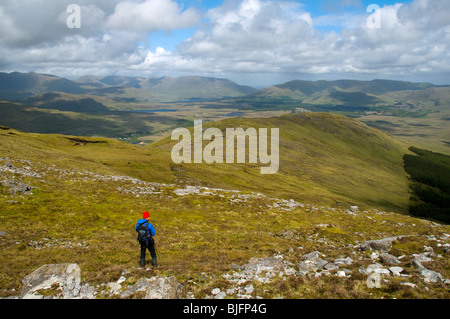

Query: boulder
left=297, top=251, right=328, bottom=275
left=120, top=276, right=184, bottom=299
left=421, top=269, right=443, bottom=283
left=380, top=253, right=401, bottom=265
left=144, top=276, right=184, bottom=299
left=119, top=278, right=153, bottom=298
left=1, top=180, right=32, bottom=195
left=389, top=267, right=404, bottom=276
left=21, top=263, right=81, bottom=299
left=360, top=236, right=403, bottom=252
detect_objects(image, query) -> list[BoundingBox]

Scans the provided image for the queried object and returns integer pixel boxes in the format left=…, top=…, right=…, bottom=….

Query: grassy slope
left=150, top=113, right=410, bottom=213
left=0, top=112, right=411, bottom=211
left=1, top=120, right=449, bottom=299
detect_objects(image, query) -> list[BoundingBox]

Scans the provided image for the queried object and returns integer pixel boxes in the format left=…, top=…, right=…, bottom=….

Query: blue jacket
left=136, top=219, right=156, bottom=237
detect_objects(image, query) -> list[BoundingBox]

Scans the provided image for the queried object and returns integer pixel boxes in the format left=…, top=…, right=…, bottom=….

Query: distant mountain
left=243, top=78, right=450, bottom=113
left=76, top=75, right=258, bottom=101
left=0, top=72, right=87, bottom=100
left=258, top=79, right=438, bottom=99
left=0, top=72, right=257, bottom=102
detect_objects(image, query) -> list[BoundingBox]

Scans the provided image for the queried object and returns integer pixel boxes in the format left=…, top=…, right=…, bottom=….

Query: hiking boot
left=152, top=257, right=158, bottom=267
left=140, top=258, right=145, bottom=267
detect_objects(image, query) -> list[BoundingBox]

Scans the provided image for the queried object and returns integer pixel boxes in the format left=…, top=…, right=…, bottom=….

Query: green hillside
left=149, top=113, right=411, bottom=213
left=0, top=112, right=410, bottom=212
left=1, top=114, right=449, bottom=299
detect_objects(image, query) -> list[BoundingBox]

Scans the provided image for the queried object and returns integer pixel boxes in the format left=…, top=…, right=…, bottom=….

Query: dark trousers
left=140, top=238, right=157, bottom=266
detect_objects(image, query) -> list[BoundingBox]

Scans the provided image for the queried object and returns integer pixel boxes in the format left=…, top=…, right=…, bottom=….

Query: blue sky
left=0, top=0, right=448, bottom=87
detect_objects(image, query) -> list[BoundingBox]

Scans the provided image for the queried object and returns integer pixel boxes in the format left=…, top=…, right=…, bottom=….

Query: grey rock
left=380, top=253, right=401, bottom=265
left=324, top=262, right=339, bottom=271
left=1, top=180, right=33, bottom=195
left=302, top=251, right=320, bottom=260
left=211, top=288, right=221, bottom=295
left=421, top=269, right=443, bottom=283
left=144, top=276, right=184, bottom=299
left=107, top=282, right=122, bottom=295
left=297, top=251, right=329, bottom=275
left=360, top=236, right=403, bottom=252
left=389, top=267, right=404, bottom=276
left=119, top=278, right=153, bottom=298
left=334, top=257, right=353, bottom=266
left=21, top=263, right=81, bottom=299
left=349, top=206, right=359, bottom=212
left=214, top=291, right=227, bottom=299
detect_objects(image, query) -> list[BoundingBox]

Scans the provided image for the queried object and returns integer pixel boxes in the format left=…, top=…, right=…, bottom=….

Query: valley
left=0, top=71, right=449, bottom=299
left=0, top=72, right=449, bottom=154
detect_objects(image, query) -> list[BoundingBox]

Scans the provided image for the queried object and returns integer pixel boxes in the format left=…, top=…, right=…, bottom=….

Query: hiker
left=136, top=211, right=157, bottom=267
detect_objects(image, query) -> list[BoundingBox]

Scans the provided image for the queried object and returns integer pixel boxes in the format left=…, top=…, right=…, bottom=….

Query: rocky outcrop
left=222, top=256, right=296, bottom=286
left=359, top=236, right=404, bottom=252
left=144, top=276, right=185, bottom=299
left=17, top=263, right=185, bottom=299
left=21, top=263, right=82, bottom=299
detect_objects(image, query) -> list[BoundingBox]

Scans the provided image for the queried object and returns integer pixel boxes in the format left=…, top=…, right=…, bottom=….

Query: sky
left=0, top=0, right=449, bottom=88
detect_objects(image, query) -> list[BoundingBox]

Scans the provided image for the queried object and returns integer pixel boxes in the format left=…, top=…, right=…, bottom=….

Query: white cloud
left=0, top=0, right=449, bottom=86
left=104, top=0, right=200, bottom=32
left=173, top=0, right=450, bottom=83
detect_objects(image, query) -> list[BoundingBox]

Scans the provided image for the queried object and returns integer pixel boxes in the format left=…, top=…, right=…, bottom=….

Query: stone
left=412, top=253, right=433, bottom=263
left=380, top=253, right=401, bottom=265
left=334, top=257, right=353, bottom=266
left=401, top=282, right=417, bottom=288
left=421, top=269, right=443, bottom=283
left=349, top=206, right=359, bottom=212
left=302, top=251, right=320, bottom=260
left=144, top=276, right=184, bottom=299
left=389, top=267, right=404, bottom=276
left=297, top=258, right=327, bottom=274
left=79, top=283, right=96, bottom=299
left=324, top=263, right=339, bottom=271
left=411, top=259, right=425, bottom=270
left=117, top=276, right=126, bottom=284
left=21, top=263, right=81, bottom=299
left=244, top=284, right=254, bottom=294
left=107, top=282, right=122, bottom=295
left=1, top=180, right=33, bottom=195
left=211, top=288, right=221, bottom=295
left=360, top=236, right=403, bottom=252
left=119, top=278, right=153, bottom=298
left=214, top=291, right=226, bottom=299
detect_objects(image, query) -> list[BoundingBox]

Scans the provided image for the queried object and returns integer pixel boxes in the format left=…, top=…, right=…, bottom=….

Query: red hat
left=142, top=211, right=150, bottom=219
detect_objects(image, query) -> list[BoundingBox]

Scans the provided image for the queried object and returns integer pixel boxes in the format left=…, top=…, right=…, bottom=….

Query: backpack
left=136, top=221, right=149, bottom=244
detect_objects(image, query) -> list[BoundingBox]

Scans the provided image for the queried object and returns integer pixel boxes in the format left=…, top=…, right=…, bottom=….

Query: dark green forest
left=404, top=146, right=450, bottom=223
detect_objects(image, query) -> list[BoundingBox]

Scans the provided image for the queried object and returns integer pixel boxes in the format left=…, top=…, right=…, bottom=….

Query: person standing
left=136, top=211, right=157, bottom=267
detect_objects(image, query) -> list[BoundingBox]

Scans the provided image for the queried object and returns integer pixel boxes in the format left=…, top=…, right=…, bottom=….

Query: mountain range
left=1, top=71, right=448, bottom=104
left=0, top=72, right=257, bottom=102
left=0, top=71, right=449, bottom=153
